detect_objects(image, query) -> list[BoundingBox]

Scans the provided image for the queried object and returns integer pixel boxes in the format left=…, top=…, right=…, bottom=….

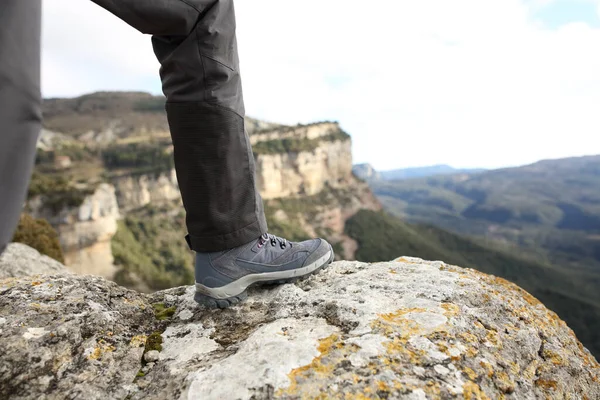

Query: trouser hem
left=187, top=215, right=267, bottom=252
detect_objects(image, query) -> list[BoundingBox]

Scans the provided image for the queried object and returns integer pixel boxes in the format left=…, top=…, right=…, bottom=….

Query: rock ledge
left=0, top=248, right=598, bottom=399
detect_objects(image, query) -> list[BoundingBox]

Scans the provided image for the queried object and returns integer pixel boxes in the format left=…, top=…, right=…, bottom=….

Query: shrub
left=252, top=130, right=351, bottom=156
left=28, top=172, right=93, bottom=213
left=101, top=142, right=174, bottom=173
left=111, top=209, right=194, bottom=291
left=12, top=214, right=64, bottom=263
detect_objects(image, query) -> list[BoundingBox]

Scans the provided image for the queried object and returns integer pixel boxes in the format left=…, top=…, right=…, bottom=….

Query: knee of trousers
left=152, top=0, right=244, bottom=114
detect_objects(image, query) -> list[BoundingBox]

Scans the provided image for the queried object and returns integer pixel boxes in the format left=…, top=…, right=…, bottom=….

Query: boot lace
left=259, top=233, right=290, bottom=249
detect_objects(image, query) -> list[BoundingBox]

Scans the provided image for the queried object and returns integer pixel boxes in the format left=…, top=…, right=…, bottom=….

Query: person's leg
left=92, top=0, right=334, bottom=308
left=0, top=0, right=42, bottom=254
left=92, top=0, right=267, bottom=252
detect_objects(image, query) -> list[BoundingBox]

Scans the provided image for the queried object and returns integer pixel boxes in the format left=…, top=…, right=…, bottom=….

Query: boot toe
left=303, top=238, right=333, bottom=267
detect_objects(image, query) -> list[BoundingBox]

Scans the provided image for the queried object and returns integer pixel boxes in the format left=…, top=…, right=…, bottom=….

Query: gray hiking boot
left=194, top=233, right=334, bottom=308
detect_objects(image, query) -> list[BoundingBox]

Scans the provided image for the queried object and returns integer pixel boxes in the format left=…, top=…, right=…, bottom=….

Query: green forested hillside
left=346, top=209, right=600, bottom=359
left=371, top=155, right=600, bottom=274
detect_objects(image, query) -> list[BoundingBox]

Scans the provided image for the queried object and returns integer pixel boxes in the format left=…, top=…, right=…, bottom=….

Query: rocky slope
left=1, top=244, right=598, bottom=399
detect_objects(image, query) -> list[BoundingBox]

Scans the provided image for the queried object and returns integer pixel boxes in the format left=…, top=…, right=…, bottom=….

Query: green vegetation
left=346, top=209, right=600, bottom=358
left=111, top=205, right=194, bottom=291
left=12, top=214, right=64, bottom=263
left=145, top=331, right=163, bottom=353
left=264, top=211, right=311, bottom=243
left=27, top=172, right=94, bottom=212
left=152, top=303, right=177, bottom=321
left=101, top=142, right=174, bottom=173
left=36, top=145, right=98, bottom=166
left=42, top=92, right=170, bottom=138
left=264, top=184, right=356, bottom=244
left=253, top=130, right=350, bottom=156
left=371, top=155, right=600, bottom=274
left=133, top=98, right=166, bottom=112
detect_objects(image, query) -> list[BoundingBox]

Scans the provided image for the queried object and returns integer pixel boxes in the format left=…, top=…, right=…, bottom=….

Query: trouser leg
left=91, top=0, right=267, bottom=252
left=0, top=1, right=42, bottom=254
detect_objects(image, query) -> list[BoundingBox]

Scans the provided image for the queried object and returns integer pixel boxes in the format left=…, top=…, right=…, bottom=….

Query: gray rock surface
left=0, top=243, right=67, bottom=279
left=0, top=274, right=154, bottom=400
left=353, top=163, right=382, bottom=182
left=1, top=247, right=598, bottom=399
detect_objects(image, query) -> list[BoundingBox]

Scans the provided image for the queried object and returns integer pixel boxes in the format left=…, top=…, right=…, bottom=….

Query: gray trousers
left=0, top=0, right=267, bottom=254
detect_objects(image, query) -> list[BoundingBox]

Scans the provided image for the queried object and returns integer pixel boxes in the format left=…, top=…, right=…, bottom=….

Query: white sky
left=42, top=0, right=600, bottom=170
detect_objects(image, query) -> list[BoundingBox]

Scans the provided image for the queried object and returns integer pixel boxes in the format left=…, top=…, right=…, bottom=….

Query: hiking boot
left=194, top=233, right=334, bottom=308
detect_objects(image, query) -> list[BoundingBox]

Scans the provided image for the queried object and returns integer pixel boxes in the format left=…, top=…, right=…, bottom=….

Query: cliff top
left=42, top=91, right=289, bottom=140
left=0, top=243, right=598, bottom=399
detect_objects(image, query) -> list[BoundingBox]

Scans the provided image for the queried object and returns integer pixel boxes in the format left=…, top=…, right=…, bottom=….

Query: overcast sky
left=42, top=0, right=600, bottom=170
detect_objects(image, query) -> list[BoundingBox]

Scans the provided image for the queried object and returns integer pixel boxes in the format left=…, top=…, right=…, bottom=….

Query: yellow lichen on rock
left=441, top=303, right=460, bottom=317
left=87, top=339, right=116, bottom=361
left=463, top=381, right=491, bottom=400
left=130, top=335, right=147, bottom=348
left=280, top=334, right=343, bottom=397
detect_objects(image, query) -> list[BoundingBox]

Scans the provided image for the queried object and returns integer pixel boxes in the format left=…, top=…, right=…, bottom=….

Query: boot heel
left=194, top=291, right=248, bottom=309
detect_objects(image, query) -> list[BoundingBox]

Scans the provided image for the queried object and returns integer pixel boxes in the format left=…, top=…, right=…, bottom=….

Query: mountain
left=353, top=163, right=485, bottom=182
left=381, top=165, right=486, bottom=180
left=369, top=156, right=600, bottom=272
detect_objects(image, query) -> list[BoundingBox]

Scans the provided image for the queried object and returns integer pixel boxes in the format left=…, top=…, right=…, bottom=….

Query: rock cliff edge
left=0, top=244, right=598, bottom=399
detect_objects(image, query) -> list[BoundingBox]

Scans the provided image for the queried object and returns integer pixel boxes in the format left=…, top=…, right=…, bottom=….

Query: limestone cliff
left=254, top=123, right=353, bottom=199
left=250, top=121, right=380, bottom=260
left=28, top=184, right=120, bottom=279
left=34, top=102, right=381, bottom=277
left=112, top=169, right=181, bottom=211
left=0, top=244, right=598, bottom=399
left=109, top=122, right=356, bottom=206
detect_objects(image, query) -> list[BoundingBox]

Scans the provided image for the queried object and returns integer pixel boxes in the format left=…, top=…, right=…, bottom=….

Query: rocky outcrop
left=0, top=243, right=67, bottom=279
left=249, top=122, right=341, bottom=145
left=1, top=248, right=598, bottom=399
left=353, top=163, right=382, bottom=182
left=112, top=169, right=181, bottom=211
left=36, top=129, right=73, bottom=150
left=29, top=184, right=120, bottom=279
left=256, top=140, right=353, bottom=199
left=253, top=122, right=353, bottom=200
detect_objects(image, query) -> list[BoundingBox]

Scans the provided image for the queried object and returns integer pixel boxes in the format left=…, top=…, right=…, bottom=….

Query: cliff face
left=110, top=123, right=354, bottom=207
left=251, top=121, right=378, bottom=260
left=34, top=98, right=380, bottom=278
left=1, top=245, right=598, bottom=399
left=112, top=169, right=181, bottom=211
left=29, top=184, right=120, bottom=278
left=256, top=139, right=353, bottom=199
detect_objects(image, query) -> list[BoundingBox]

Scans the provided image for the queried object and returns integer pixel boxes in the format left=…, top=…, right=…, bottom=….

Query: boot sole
left=194, top=246, right=334, bottom=309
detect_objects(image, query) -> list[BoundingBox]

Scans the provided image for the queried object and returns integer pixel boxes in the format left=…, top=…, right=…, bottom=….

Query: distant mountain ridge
left=353, top=163, right=485, bottom=181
